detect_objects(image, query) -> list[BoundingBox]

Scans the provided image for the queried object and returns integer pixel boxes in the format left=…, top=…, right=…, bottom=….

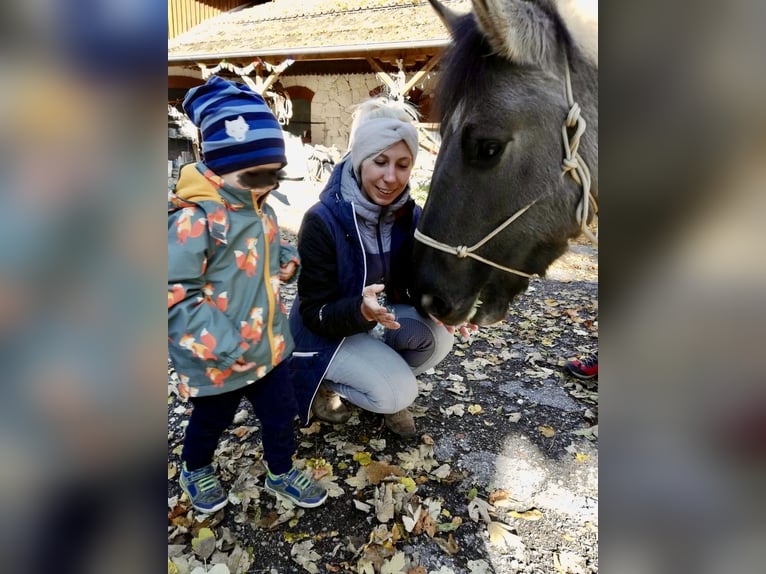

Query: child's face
left=220, top=162, right=283, bottom=195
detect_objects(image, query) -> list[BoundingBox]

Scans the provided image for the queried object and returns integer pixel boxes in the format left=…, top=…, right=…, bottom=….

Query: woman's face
left=360, top=140, right=413, bottom=206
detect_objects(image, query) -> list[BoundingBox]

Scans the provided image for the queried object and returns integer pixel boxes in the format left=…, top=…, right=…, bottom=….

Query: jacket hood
left=169, top=162, right=224, bottom=209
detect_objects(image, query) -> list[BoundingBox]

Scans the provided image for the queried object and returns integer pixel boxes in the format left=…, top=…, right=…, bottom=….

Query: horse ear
left=471, top=0, right=559, bottom=66
left=428, top=0, right=462, bottom=35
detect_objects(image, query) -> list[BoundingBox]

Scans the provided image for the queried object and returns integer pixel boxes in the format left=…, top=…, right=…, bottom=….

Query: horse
left=412, top=0, right=598, bottom=326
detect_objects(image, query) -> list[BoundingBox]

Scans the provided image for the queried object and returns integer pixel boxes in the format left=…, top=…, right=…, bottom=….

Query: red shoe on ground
left=565, top=354, right=598, bottom=380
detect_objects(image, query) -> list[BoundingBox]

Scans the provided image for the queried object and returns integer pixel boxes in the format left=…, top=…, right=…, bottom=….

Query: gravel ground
left=168, top=188, right=598, bottom=574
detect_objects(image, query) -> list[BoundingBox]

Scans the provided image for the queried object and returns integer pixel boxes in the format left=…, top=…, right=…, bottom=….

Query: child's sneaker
left=179, top=462, right=228, bottom=513
left=565, top=354, right=598, bottom=380
left=265, top=466, right=328, bottom=508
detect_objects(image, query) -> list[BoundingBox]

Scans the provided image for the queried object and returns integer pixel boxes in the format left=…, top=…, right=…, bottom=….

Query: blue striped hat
left=182, top=75, right=286, bottom=175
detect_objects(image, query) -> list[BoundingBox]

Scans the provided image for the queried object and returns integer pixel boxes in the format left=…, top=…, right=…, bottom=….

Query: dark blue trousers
left=182, top=361, right=296, bottom=475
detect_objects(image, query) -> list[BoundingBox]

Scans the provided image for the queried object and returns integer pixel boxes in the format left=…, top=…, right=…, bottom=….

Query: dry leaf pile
left=168, top=235, right=598, bottom=573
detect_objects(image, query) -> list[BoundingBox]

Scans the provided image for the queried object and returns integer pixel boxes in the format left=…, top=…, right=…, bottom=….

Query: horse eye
left=477, top=140, right=503, bottom=160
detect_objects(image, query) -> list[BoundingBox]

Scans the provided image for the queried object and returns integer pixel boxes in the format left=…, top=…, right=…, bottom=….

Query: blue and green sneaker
left=264, top=466, right=328, bottom=508
left=179, top=462, right=228, bottom=514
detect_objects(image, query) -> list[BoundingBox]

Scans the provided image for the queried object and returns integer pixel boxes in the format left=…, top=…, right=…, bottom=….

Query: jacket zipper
left=252, top=190, right=277, bottom=367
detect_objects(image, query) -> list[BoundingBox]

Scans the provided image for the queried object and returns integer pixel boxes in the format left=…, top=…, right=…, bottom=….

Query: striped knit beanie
left=182, top=75, right=286, bottom=175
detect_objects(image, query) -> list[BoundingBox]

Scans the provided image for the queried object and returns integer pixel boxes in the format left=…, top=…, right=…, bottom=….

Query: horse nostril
left=420, top=293, right=451, bottom=319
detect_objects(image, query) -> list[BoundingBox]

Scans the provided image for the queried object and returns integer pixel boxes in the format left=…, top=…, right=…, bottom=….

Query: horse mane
left=435, top=3, right=585, bottom=124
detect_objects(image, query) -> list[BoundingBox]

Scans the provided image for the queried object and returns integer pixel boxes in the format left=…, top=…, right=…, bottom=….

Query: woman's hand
left=429, top=314, right=479, bottom=341
left=361, top=283, right=400, bottom=329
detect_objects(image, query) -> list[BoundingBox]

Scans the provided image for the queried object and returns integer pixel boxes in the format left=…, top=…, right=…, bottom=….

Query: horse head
left=414, top=0, right=598, bottom=325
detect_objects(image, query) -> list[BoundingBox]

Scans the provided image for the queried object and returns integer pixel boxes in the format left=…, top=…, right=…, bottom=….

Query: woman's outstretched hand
left=361, top=284, right=400, bottom=329
left=429, top=314, right=479, bottom=341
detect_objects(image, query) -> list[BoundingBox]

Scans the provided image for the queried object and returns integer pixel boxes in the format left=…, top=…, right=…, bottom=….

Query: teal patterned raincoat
left=168, top=162, right=299, bottom=398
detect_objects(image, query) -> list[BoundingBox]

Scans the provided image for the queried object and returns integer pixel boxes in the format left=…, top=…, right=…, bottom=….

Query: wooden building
left=168, top=0, right=470, bottom=152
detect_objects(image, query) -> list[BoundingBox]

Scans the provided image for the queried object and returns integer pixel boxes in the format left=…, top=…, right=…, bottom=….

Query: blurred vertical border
left=0, top=1, right=167, bottom=572
left=600, top=0, right=766, bottom=572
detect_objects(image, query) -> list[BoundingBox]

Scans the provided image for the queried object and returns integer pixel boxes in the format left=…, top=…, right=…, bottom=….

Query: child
left=168, top=75, right=327, bottom=512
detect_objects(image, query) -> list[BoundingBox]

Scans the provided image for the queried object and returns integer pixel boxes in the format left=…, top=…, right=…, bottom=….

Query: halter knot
left=562, top=157, right=579, bottom=171
left=566, top=102, right=581, bottom=127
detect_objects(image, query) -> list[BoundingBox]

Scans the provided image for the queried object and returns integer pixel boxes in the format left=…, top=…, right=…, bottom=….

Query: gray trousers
left=324, top=304, right=453, bottom=414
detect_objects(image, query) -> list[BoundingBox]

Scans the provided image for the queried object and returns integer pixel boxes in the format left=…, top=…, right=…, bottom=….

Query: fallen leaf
left=299, top=421, right=322, bottom=435
left=487, top=521, right=524, bottom=549
left=431, top=464, right=451, bottom=479
left=191, top=527, right=216, bottom=561
left=572, top=425, right=598, bottom=440
left=488, top=489, right=511, bottom=506
left=229, top=426, right=252, bottom=439
left=380, top=551, right=406, bottom=574
left=368, top=438, right=387, bottom=451
left=467, top=404, right=483, bottom=415
left=366, top=461, right=403, bottom=485
left=432, top=534, right=459, bottom=555
left=441, top=404, right=465, bottom=417
left=467, top=498, right=493, bottom=524
left=290, top=539, right=321, bottom=573
left=400, top=476, right=417, bottom=493
left=467, top=559, right=492, bottom=574
left=510, top=508, right=543, bottom=521
left=353, top=451, right=373, bottom=466
left=232, top=408, right=249, bottom=425
left=374, top=484, right=396, bottom=523
left=553, top=550, right=586, bottom=574
left=191, top=566, right=230, bottom=574
left=538, top=425, right=556, bottom=438
left=168, top=462, right=177, bottom=480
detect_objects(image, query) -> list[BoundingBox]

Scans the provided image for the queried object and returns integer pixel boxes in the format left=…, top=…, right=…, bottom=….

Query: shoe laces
left=578, top=355, right=598, bottom=368
left=285, top=468, right=312, bottom=492
left=196, top=475, right=220, bottom=493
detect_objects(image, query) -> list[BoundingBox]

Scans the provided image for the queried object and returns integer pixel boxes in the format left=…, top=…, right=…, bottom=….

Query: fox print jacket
left=168, top=162, right=298, bottom=398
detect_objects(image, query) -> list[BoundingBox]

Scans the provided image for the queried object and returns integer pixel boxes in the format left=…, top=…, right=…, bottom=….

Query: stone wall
left=280, top=72, right=438, bottom=150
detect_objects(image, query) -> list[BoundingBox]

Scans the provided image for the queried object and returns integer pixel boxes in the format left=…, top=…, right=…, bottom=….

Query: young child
left=168, top=75, right=327, bottom=513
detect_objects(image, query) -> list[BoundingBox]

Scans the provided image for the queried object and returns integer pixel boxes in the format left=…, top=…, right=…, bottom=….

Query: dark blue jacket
left=288, top=159, right=421, bottom=423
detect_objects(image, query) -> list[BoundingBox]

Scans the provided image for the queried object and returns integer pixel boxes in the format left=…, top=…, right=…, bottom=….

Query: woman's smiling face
left=359, top=140, right=413, bottom=206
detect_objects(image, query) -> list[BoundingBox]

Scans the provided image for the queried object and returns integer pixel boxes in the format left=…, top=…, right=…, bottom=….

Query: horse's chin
left=470, top=300, right=509, bottom=326
left=469, top=275, right=530, bottom=325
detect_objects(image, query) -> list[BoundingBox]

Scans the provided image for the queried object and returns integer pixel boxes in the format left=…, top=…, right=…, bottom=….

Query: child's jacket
left=168, top=162, right=298, bottom=398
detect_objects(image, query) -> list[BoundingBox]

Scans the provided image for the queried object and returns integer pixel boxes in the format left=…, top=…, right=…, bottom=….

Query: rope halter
left=414, top=56, right=598, bottom=277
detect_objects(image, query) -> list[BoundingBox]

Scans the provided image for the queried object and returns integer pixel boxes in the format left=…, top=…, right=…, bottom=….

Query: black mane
left=435, top=4, right=582, bottom=126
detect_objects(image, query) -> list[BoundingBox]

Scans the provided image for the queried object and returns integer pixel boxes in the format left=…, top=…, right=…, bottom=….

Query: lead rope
left=562, top=62, right=598, bottom=244
left=414, top=57, right=597, bottom=276
left=413, top=202, right=537, bottom=278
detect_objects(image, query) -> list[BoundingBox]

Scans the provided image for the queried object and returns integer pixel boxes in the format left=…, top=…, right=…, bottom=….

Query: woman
left=289, top=97, right=458, bottom=437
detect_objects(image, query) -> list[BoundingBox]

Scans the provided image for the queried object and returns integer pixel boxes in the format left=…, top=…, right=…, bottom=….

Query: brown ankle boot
left=384, top=409, right=417, bottom=437
left=312, top=384, right=351, bottom=423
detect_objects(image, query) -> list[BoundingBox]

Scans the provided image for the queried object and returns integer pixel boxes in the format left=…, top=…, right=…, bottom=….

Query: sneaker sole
left=264, top=482, right=328, bottom=509
left=180, top=481, right=228, bottom=514
left=566, top=369, right=597, bottom=380
left=180, top=488, right=228, bottom=514
left=190, top=499, right=228, bottom=514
